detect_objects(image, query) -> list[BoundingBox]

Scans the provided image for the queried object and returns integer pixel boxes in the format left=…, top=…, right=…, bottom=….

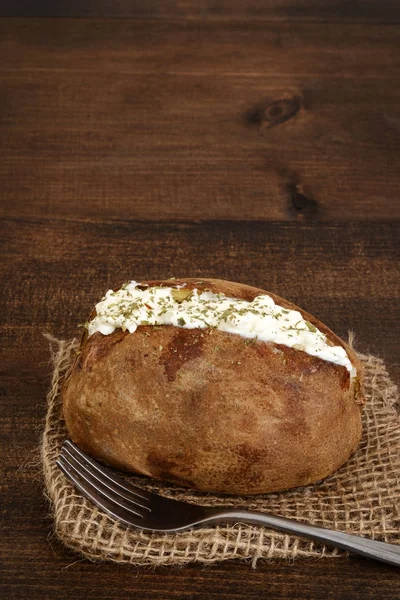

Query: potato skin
left=62, top=278, right=364, bottom=495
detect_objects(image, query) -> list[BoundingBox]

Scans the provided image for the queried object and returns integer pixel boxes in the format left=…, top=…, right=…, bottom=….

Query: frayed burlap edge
left=42, top=336, right=400, bottom=567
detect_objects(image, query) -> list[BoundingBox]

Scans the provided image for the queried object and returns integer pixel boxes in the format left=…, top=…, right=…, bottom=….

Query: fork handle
left=203, top=510, right=400, bottom=567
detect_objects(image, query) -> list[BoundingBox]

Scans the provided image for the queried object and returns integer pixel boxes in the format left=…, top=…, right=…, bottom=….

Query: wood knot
left=244, top=96, right=302, bottom=129
left=287, top=182, right=319, bottom=221
left=262, top=96, right=302, bottom=128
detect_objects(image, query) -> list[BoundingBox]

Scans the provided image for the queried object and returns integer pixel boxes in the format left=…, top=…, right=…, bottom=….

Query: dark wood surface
left=1, top=1, right=400, bottom=21
left=2, top=19, right=400, bottom=223
left=1, top=5, right=400, bottom=599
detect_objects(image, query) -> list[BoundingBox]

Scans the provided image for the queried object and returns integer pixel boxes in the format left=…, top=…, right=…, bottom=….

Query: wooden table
left=1, top=2, right=399, bottom=598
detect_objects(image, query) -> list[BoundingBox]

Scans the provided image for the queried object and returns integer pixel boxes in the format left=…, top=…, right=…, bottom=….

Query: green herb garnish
left=305, top=320, right=318, bottom=333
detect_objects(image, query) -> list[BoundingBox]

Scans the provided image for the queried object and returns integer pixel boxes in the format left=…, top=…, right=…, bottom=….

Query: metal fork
left=56, top=440, right=400, bottom=567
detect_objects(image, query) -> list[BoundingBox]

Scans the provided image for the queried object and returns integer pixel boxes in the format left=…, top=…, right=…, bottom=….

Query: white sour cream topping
left=88, top=281, right=355, bottom=377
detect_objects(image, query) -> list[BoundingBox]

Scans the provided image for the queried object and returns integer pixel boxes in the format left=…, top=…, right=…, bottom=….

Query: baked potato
left=62, top=278, right=364, bottom=495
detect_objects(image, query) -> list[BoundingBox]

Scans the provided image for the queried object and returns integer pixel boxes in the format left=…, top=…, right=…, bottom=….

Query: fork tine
left=63, top=440, right=152, bottom=501
left=57, top=455, right=145, bottom=528
left=57, top=452, right=147, bottom=518
left=60, top=444, right=151, bottom=510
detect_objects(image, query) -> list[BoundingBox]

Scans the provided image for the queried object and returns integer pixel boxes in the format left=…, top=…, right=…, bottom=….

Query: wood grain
left=0, top=0, right=399, bottom=21
left=1, top=20, right=400, bottom=221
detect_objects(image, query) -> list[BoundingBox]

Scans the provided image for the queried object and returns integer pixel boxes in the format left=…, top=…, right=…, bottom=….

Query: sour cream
left=88, top=281, right=355, bottom=376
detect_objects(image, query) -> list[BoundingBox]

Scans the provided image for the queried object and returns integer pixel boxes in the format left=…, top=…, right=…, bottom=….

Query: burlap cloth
left=42, top=337, right=400, bottom=567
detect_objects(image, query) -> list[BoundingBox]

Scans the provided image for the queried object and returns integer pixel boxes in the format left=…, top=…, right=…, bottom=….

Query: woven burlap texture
left=42, top=337, right=400, bottom=567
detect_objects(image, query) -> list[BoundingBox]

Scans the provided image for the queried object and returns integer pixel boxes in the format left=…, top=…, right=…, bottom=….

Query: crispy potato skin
left=62, top=278, right=364, bottom=495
